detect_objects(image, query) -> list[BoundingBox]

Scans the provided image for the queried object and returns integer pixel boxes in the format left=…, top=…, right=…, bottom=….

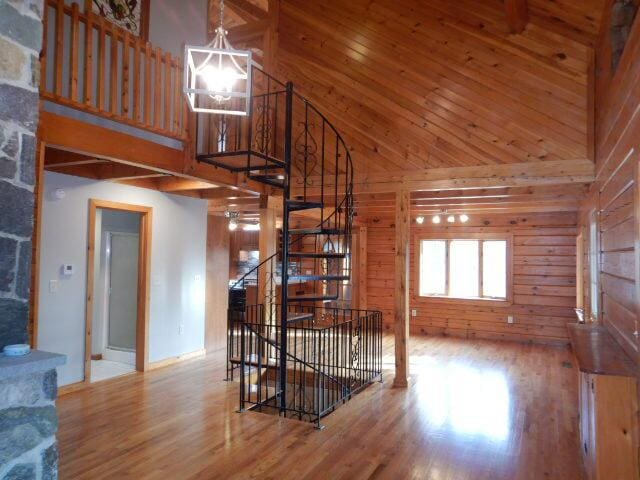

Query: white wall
left=38, top=172, right=208, bottom=386
left=149, top=0, right=208, bottom=58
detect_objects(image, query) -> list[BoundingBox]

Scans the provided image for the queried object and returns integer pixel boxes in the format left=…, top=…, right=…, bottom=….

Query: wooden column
left=357, top=226, right=367, bottom=310
left=504, top=0, right=529, bottom=33
left=205, top=215, right=230, bottom=352
left=394, top=190, right=410, bottom=388
left=259, top=195, right=278, bottom=323
left=262, top=0, right=280, bottom=74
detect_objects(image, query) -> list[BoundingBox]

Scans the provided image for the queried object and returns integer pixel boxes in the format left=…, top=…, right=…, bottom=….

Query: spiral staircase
left=195, top=67, right=382, bottom=428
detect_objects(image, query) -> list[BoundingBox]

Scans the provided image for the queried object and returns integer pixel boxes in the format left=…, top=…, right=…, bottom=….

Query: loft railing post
left=279, top=81, right=294, bottom=414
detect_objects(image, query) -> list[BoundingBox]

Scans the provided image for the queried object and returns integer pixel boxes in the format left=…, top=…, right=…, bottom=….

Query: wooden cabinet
left=570, top=323, right=639, bottom=480
left=578, top=371, right=638, bottom=480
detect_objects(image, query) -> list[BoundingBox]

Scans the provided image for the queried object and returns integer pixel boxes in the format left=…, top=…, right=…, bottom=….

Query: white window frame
left=416, top=233, right=513, bottom=305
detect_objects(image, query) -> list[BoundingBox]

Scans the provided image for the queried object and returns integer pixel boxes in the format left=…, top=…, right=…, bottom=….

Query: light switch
left=49, top=280, right=58, bottom=293
left=507, top=315, right=514, bottom=324
left=411, top=309, right=417, bottom=317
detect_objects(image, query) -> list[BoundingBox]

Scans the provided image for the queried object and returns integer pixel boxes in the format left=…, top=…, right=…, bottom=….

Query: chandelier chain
left=219, top=0, right=225, bottom=29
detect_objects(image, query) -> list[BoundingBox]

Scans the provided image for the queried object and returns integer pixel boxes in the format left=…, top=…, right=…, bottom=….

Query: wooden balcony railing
left=41, top=0, right=188, bottom=141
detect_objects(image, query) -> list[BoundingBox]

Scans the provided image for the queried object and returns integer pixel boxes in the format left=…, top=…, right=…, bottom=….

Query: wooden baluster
left=109, top=25, right=118, bottom=115
left=69, top=3, right=79, bottom=102
left=54, top=0, right=64, bottom=96
left=97, top=17, right=106, bottom=111
left=154, top=47, right=162, bottom=129
left=173, top=62, right=181, bottom=134
left=164, top=51, right=172, bottom=133
left=40, top=0, right=48, bottom=94
left=144, top=43, right=152, bottom=126
left=84, top=10, right=94, bottom=106
left=122, top=31, right=130, bottom=118
left=133, top=38, right=141, bottom=123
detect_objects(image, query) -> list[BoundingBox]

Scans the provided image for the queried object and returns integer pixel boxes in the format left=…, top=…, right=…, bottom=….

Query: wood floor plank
left=57, top=334, right=583, bottom=479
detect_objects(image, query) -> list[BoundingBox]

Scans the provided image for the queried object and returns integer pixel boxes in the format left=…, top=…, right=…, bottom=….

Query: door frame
left=85, top=199, right=152, bottom=383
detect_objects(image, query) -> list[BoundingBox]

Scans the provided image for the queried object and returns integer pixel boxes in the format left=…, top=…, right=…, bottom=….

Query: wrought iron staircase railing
left=197, top=65, right=380, bottom=427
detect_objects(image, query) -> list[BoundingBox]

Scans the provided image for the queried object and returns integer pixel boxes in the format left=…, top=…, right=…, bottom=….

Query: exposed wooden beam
left=262, top=0, right=280, bottom=73
left=45, top=148, right=108, bottom=168
left=226, top=0, right=267, bottom=22
left=41, top=111, right=267, bottom=195
left=200, top=187, right=258, bottom=199
left=227, top=20, right=268, bottom=47
left=48, top=162, right=167, bottom=181
left=292, top=160, right=595, bottom=196
left=155, top=177, right=218, bottom=192
left=505, top=0, right=529, bottom=34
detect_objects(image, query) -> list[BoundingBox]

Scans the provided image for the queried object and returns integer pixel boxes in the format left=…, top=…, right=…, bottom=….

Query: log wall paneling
left=367, top=212, right=578, bottom=345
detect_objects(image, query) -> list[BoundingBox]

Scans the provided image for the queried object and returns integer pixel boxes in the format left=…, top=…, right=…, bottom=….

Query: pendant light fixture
left=184, top=0, right=252, bottom=116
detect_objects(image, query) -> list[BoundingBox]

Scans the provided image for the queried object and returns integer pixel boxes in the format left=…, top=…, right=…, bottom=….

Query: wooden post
left=357, top=226, right=367, bottom=310
left=205, top=215, right=230, bottom=353
left=259, top=195, right=278, bottom=325
left=394, top=189, right=410, bottom=388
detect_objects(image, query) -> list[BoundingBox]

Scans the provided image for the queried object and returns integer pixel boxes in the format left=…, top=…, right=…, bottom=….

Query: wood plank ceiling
left=269, top=0, right=605, bottom=174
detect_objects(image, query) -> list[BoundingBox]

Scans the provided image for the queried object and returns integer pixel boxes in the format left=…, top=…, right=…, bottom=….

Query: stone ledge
left=0, top=351, right=66, bottom=380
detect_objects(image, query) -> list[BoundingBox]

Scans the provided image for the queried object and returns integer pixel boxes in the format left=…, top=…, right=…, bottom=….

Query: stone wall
left=0, top=0, right=42, bottom=349
left=0, top=369, right=58, bottom=479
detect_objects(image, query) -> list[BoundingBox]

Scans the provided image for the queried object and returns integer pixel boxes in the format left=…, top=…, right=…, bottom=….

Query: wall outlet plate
left=178, top=324, right=184, bottom=335
left=49, top=280, right=58, bottom=293
left=507, top=315, right=514, bottom=324
left=411, top=309, right=417, bottom=317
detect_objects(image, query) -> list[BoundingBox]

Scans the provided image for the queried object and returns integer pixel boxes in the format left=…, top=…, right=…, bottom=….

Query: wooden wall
left=576, top=0, right=640, bottom=363
left=367, top=212, right=578, bottom=345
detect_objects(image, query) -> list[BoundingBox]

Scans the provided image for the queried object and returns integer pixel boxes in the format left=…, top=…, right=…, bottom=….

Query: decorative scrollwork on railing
left=253, top=101, right=274, bottom=155
left=349, top=321, right=361, bottom=390
left=294, top=121, right=319, bottom=182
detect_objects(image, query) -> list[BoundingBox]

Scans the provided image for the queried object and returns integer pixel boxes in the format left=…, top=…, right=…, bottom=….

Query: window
left=589, top=210, right=599, bottom=320
left=418, top=236, right=511, bottom=302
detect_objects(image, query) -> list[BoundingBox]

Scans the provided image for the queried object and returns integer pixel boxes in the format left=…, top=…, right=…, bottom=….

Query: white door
left=104, top=232, right=139, bottom=365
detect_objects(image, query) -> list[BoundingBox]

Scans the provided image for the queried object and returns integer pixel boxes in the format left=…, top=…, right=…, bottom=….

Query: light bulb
left=228, top=219, right=238, bottom=231
left=447, top=215, right=455, bottom=223
left=432, top=215, right=441, bottom=224
left=459, top=214, right=469, bottom=223
left=416, top=216, right=425, bottom=224
left=201, top=65, right=237, bottom=102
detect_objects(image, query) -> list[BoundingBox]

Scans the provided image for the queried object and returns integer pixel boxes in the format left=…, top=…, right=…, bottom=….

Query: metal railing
left=237, top=305, right=382, bottom=428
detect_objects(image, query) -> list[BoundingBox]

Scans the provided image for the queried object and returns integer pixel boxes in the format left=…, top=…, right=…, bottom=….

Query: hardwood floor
left=57, top=334, right=583, bottom=479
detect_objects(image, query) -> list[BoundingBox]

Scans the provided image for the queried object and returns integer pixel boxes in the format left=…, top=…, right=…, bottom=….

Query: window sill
left=416, top=295, right=512, bottom=307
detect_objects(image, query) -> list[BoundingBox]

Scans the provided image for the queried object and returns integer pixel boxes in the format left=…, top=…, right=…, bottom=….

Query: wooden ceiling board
left=262, top=0, right=604, bottom=173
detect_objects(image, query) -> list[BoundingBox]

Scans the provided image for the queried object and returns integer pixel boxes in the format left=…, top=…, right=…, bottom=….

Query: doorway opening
left=85, top=200, right=152, bottom=383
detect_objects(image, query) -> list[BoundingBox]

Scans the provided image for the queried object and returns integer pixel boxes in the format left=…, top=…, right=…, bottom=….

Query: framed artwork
left=86, top=0, right=150, bottom=39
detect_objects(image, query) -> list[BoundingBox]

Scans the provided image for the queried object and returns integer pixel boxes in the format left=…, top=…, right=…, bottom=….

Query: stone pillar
left=0, top=353, right=65, bottom=479
left=0, top=0, right=43, bottom=348
left=0, top=3, right=66, bottom=480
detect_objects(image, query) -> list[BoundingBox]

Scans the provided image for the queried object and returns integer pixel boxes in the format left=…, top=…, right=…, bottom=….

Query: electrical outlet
left=507, top=315, right=514, bottom=324
left=178, top=324, right=185, bottom=335
left=49, top=280, right=58, bottom=293
left=411, top=309, right=417, bottom=317
left=194, top=274, right=201, bottom=282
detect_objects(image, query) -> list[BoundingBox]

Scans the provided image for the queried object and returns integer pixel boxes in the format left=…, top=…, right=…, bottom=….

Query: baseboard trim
left=147, top=349, right=206, bottom=371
